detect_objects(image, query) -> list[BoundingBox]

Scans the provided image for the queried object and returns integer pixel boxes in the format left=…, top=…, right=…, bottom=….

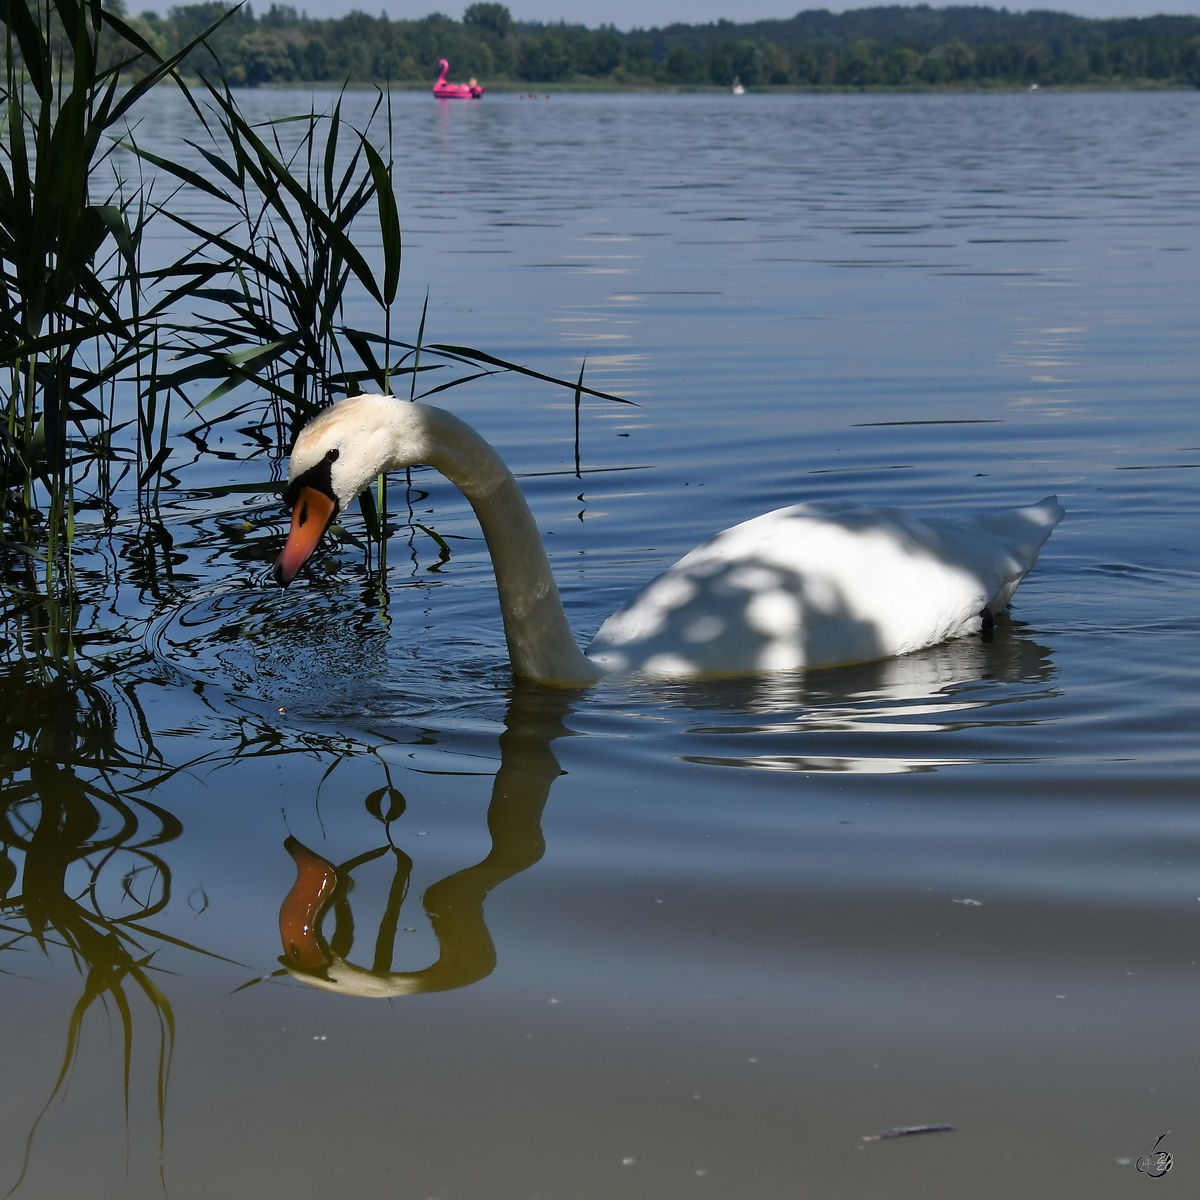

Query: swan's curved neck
left=370, top=401, right=603, bottom=686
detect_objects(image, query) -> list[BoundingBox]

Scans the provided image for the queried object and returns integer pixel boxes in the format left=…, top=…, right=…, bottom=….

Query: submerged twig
left=861, top=1124, right=956, bottom=1142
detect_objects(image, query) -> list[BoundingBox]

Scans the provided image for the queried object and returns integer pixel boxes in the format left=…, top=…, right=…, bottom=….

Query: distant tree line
left=93, top=2, right=1200, bottom=87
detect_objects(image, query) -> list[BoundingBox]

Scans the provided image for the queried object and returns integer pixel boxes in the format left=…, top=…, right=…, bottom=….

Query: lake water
left=2, top=88, right=1199, bottom=1198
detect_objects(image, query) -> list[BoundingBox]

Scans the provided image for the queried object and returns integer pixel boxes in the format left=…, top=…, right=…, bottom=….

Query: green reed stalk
left=1, top=0, right=234, bottom=654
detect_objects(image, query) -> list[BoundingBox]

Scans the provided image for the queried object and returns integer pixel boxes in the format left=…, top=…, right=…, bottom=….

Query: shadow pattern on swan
left=587, top=498, right=1063, bottom=675
left=274, top=396, right=1064, bottom=685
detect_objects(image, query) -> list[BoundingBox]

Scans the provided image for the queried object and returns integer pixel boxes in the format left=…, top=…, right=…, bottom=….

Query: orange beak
left=274, top=486, right=337, bottom=586
left=279, top=836, right=339, bottom=970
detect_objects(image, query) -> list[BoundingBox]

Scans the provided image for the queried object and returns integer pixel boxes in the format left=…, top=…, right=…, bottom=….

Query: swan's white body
left=278, top=395, right=1063, bottom=687
left=587, top=496, right=1063, bottom=675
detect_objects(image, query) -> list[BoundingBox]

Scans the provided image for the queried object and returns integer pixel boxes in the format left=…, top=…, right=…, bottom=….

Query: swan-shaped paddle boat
left=433, top=59, right=484, bottom=99
left=274, top=395, right=1064, bottom=686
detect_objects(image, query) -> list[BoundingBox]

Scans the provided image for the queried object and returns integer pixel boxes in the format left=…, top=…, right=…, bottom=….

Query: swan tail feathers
left=964, top=495, right=1064, bottom=566
left=959, top=495, right=1063, bottom=612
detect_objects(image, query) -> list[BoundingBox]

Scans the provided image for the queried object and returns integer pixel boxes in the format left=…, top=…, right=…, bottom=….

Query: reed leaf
left=361, top=134, right=400, bottom=306
left=428, top=343, right=636, bottom=403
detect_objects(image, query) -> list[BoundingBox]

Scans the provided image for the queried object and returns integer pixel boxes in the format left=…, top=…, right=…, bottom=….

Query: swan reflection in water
left=665, top=611, right=1057, bottom=716
left=277, top=682, right=573, bottom=997
left=273, top=622, right=1057, bottom=997
left=670, top=616, right=1058, bottom=774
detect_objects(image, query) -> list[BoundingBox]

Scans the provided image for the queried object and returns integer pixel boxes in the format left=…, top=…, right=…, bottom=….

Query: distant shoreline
left=115, top=4, right=1200, bottom=93
left=240, top=79, right=1196, bottom=95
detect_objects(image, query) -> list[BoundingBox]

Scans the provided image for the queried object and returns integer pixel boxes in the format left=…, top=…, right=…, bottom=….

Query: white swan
left=274, top=394, right=1063, bottom=687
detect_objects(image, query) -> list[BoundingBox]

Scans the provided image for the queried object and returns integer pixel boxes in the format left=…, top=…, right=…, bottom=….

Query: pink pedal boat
left=433, top=59, right=484, bottom=99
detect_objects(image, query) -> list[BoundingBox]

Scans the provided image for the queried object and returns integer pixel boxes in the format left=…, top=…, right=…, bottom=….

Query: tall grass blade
left=361, top=135, right=400, bottom=306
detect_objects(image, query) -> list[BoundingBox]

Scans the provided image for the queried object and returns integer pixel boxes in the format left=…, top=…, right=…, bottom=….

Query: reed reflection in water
left=0, top=657, right=584, bottom=1187
left=0, top=662, right=188, bottom=1192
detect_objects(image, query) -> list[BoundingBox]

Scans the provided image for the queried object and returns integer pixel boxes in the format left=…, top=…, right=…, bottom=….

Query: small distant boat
left=433, top=59, right=484, bottom=100
left=732, top=76, right=745, bottom=95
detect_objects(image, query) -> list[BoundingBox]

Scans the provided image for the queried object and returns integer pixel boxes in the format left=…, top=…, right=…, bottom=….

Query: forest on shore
left=81, top=2, right=1200, bottom=88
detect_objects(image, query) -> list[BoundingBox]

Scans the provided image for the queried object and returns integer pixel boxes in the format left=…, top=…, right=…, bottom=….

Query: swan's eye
left=325, top=448, right=339, bottom=463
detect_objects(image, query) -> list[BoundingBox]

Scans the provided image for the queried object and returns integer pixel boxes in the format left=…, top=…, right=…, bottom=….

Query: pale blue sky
left=290, top=0, right=1200, bottom=28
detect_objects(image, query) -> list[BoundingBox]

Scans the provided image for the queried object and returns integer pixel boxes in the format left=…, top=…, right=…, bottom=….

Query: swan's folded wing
left=587, top=504, right=997, bottom=675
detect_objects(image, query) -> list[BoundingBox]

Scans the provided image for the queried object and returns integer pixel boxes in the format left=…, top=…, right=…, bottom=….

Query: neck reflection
left=278, top=681, right=575, bottom=997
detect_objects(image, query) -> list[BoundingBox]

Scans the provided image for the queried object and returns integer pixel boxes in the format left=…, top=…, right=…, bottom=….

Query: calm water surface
left=2, top=90, right=1199, bottom=1198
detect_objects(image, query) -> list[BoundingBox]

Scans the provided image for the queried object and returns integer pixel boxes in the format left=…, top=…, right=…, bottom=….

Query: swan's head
left=274, top=394, right=423, bottom=586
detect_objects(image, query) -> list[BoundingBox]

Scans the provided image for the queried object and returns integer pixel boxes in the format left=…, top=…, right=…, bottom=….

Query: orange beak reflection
left=274, top=486, right=337, bottom=586
left=279, top=836, right=339, bottom=971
